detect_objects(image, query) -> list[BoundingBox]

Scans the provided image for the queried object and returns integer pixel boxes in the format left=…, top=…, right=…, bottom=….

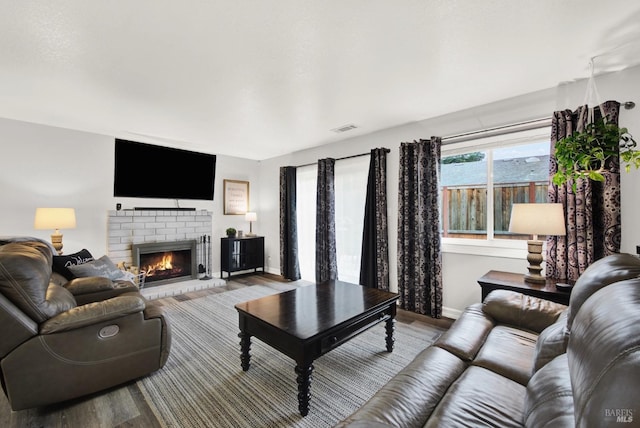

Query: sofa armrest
left=64, top=277, right=139, bottom=305
left=143, top=302, right=172, bottom=367
left=40, top=295, right=145, bottom=334
left=434, top=303, right=494, bottom=361
left=64, top=276, right=115, bottom=295
left=482, top=290, right=567, bottom=333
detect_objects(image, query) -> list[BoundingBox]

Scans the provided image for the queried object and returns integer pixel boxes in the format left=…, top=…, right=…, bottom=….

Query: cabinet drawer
left=320, top=309, right=389, bottom=354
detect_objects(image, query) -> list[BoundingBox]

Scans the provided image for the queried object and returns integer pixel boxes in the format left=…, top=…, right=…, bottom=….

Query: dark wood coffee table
left=234, top=280, right=399, bottom=416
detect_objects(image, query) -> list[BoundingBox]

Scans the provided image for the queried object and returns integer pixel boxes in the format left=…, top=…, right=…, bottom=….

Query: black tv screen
left=114, top=139, right=216, bottom=200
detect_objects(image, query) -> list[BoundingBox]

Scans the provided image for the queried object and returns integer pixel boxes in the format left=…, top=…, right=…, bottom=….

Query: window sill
left=441, top=239, right=531, bottom=259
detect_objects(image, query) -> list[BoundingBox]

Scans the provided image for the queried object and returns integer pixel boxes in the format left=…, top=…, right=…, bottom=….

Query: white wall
left=258, top=65, right=640, bottom=317
left=2, top=65, right=638, bottom=316
left=0, top=118, right=261, bottom=275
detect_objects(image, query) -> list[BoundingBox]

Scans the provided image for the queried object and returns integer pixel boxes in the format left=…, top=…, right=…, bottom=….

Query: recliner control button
left=99, top=325, right=120, bottom=338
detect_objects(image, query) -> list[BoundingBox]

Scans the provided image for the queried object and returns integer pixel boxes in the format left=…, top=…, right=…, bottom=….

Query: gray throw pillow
left=67, top=255, right=126, bottom=280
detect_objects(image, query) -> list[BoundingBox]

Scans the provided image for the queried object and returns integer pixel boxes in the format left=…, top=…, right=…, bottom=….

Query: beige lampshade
left=245, top=212, right=257, bottom=222
left=34, top=208, right=77, bottom=230
left=509, top=203, right=566, bottom=238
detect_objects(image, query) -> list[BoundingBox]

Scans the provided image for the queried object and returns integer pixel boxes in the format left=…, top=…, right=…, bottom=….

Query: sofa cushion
left=569, top=279, right=640, bottom=427
left=0, top=242, right=76, bottom=322
left=337, top=422, right=394, bottom=428
left=531, top=310, right=569, bottom=374
left=336, top=346, right=468, bottom=428
left=524, top=353, right=574, bottom=427
left=424, top=366, right=526, bottom=428
left=472, top=325, right=538, bottom=385
left=566, top=252, right=640, bottom=331
left=64, top=276, right=115, bottom=295
left=483, top=290, right=566, bottom=333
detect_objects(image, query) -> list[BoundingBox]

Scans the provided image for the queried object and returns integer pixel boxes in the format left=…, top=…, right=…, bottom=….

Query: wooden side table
left=477, top=270, right=572, bottom=306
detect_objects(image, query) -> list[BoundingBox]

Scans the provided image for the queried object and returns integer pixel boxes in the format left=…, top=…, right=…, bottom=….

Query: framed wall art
left=223, top=179, right=249, bottom=215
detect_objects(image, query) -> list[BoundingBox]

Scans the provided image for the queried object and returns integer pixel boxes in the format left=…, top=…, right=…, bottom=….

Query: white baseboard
left=442, top=306, right=462, bottom=320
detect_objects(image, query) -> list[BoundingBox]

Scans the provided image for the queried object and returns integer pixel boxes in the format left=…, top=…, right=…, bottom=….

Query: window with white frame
left=440, top=127, right=551, bottom=244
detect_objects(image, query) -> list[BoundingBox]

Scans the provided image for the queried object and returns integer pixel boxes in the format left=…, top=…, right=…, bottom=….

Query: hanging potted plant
left=552, top=117, right=640, bottom=190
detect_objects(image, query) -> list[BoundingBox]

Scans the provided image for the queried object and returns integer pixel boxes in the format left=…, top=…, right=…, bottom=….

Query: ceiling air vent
left=331, top=124, right=358, bottom=133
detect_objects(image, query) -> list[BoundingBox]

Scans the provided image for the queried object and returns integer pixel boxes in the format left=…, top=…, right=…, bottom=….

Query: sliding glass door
left=296, top=156, right=368, bottom=283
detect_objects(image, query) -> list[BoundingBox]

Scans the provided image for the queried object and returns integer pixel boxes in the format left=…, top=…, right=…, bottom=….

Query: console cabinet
left=220, top=236, right=264, bottom=279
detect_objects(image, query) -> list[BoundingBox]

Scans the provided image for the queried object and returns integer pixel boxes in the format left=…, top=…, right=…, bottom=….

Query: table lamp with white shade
left=245, top=212, right=257, bottom=237
left=34, top=208, right=76, bottom=255
left=508, top=203, right=566, bottom=283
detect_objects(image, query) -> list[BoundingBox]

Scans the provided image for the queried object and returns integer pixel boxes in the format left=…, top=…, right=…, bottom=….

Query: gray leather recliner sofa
left=337, top=253, right=640, bottom=427
left=0, top=240, right=171, bottom=410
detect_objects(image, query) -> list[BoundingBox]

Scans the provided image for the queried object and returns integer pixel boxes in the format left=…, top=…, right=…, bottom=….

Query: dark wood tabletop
left=235, top=280, right=398, bottom=339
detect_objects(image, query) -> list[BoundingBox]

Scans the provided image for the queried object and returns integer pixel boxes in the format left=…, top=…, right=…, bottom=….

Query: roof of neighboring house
left=441, top=155, right=550, bottom=187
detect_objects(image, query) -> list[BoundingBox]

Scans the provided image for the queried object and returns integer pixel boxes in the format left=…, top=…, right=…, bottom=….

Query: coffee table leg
left=239, top=332, right=251, bottom=371
left=295, top=363, right=313, bottom=416
left=385, top=317, right=395, bottom=352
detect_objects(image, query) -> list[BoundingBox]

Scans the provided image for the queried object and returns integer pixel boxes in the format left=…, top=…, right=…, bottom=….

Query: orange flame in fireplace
left=145, top=254, right=174, bottom=277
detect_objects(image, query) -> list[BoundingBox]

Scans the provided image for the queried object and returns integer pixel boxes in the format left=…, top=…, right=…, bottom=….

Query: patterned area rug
left=137, top=285, right=443, bottom=428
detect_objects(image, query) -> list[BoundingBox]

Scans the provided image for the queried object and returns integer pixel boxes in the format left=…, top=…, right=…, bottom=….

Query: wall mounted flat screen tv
left=114, top=139, right=216, bottom=200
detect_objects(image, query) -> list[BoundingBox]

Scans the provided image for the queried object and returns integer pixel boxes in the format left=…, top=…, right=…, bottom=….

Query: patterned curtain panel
left=546, top=100, right=621, bottom=281
left=279, top=166, right=301, bottom=280
left=359, top=148, right=390, bottom=290
left=316, top=158, right=337, bottom=283
left=397, top=138, right=443, bottom=318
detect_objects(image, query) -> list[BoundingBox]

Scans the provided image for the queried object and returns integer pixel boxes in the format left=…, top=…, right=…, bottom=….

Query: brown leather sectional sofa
left=337, top=253, right=640, bottom=427
left=0, top=239, right=171, bottom=411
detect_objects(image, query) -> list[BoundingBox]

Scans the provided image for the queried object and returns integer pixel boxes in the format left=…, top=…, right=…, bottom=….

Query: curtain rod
left=295, top=148, right=390, bottom=168
left=442, top=100, right=635, bottom=145
left=441, top=117, right=552, bottom=145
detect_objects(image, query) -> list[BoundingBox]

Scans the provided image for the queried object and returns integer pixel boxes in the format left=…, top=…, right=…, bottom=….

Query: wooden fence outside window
left=441, top=181, right=548, bottom=239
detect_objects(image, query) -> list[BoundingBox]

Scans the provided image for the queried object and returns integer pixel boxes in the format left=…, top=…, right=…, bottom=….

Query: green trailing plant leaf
left=553, top=116, right=638, bottom=191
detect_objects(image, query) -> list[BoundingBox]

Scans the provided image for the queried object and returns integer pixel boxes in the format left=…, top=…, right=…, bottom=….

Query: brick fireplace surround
left=107, top=209, right=213, bottom=268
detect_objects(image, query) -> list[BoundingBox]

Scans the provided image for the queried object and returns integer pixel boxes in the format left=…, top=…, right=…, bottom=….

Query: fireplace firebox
left=131, top=240, right=198, bottom=287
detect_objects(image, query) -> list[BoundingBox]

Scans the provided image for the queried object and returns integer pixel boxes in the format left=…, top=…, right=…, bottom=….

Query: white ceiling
left=2, top=1, right=640, bottom=160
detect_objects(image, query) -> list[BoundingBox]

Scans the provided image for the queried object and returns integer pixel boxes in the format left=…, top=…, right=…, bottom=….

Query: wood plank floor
left=0, top=273, right=451, bottom=428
